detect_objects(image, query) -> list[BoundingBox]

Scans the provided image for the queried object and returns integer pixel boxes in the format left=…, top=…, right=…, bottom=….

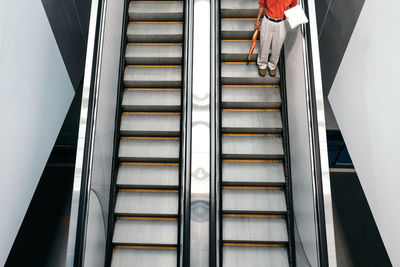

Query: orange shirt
left=258, top=0, right=298, bottom=19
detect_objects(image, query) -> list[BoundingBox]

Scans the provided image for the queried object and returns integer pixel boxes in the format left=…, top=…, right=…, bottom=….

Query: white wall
left=329, top=0, right=400, bottom=265
left=0, top=1, right=74, bottom=265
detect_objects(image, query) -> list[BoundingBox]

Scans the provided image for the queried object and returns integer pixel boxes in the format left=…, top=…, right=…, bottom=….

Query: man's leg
left=268, top=21, right=287, bottom=72
left=257, top=19, right=273, bottom=71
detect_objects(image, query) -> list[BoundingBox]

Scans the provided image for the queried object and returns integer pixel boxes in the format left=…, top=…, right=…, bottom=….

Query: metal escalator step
left=118, top=137, right=180, bottom=162
left=113, top=217, right=178, bottom=245
left=128, top=1, right=184, bottom=21
left=127, top=22, right=183, bottom=42
left=221, top=0, right=258, bottom=18
left=221, top=63, right=280, bottom=85
left=222, top=134, right=283, bottom=159
left=124, top=65, right=181, bottom=88
left=115, top=189, right=179, bottom=216
left=112, top=247, right=177, bottom=267
left=222, top=245, right=289, bottom=267
left=222, top=40, right=259, bottom=61
left=222, top=187, right=287, bottom=213
left=221, top=19, right=255, bottom=39
left=120, top=112, right=180, bottom=136
left=221, top=86, right=281, bottom=108
left=117, top=163, right=179, bottom=188
left=125, top=43, right=182, bottom=65
left=223, top=215, right=288, bottom=243
left=122, top=88, right=181, bottom=112
left=222, top=109, right=282, bottom=133
left=222, top=160, right=285, bottom=185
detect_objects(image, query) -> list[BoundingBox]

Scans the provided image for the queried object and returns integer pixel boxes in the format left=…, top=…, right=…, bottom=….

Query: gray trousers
left=257, top=17, right=288, bottom=70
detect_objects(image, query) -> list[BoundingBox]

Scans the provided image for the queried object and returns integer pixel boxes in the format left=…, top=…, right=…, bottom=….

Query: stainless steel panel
left=129, top=1, right=184, bottom=21
left=222, top=161, right=285, bottom=185
left=124, top=65, right=182, bottom=88
left=117, top=163, right=179, bottom=188
left=223, top=246, right=289, bottom=267
left=125, top=43, right=182, bottom=65
left=115, top=190, right=179, bottom=215
left=122, top=89, right=181, bottom=112
left=118, top=138, right=180, bottom=162
left=220, top=0, right=258, bottom=17
left=221, top=63, right=280, bottom=85
left=221, top=19, right=254, bottom=39
left=127, top=22, right=183, bottom=42
left=222, top=110, right=282, bottom=133
left=222, top=188, right=287, bottom=213
left=223, top=216, right=288, bottom=242
left=222, top=135, right=284, bottom=159
left=113, top=218, right=178, bottom=244
left=221, top=86, right=281, bottom=109
left=111, top=247, right=177, bottom=267
left=221, top=40, right=259, bottom=61
left=120, top=112, right=180, bottom=136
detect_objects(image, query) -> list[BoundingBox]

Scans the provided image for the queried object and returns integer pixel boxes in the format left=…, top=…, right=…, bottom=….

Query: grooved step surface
left=222, top=188, right=287, bottom=213
left=120, top=113, right=180, bottom=136
left=119, top=138, right=180, bottom=162
left=127, top=22, right=183, bottom=42
left=113, top=218, right=178, bottom=245
left=129, top=1, right=183, bottom=21
left=115, top=190, right=179, bottom=216
left=222, top=161, right=285, bottom=185
left=223, top=246, right=289, bottom=267
left=222, top=110, right=282, bottom=133
left=117, top=163, right=179, bottom=188
left=221, top=40, right=259, bottom=62
left=222, top=135, right=284, bottom=159
left=125, top=44, right=182, bottom=65
left=112, top=248, right=177, bottom=267
left=223, top=216, right=288, bottom=242
left=124, top=66, right=182, bottom=88
left=221, top=0, right=258, bottom=17
left=221, top=19, right=255, bottom=39
left=221, top=63, right=280, bottom=85
left=222, top=86, right=281, bottom=108
left=122, top=89, right=181, bottom=112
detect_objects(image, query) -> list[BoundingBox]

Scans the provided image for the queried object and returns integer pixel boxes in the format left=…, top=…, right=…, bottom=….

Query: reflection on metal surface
left=190, top=0, right=211, bottom=266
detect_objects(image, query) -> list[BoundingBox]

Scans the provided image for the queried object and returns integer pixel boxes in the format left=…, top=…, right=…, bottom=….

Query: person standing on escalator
left=255, top=0, right=297, bottom=77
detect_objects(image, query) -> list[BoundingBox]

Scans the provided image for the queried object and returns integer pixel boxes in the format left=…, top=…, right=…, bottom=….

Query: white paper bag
left=284, top=5, right=308, bottom=29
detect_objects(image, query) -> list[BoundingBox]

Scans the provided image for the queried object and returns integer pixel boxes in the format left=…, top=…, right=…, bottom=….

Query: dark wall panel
left=41, top=0, right=92, bottom=91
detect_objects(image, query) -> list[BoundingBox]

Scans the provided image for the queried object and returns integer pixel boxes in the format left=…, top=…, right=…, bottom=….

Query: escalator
left=217, top=0, right=295, bottom=266
left=108, top=1, right=186, bottom=266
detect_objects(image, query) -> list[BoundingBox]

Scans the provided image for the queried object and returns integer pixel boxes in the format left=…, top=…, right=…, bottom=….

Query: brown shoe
left=268, top=68, right=277, bottom=77
left=258, top=67, right=267, bottom=77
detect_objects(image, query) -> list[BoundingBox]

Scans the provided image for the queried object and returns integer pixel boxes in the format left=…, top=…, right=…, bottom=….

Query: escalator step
left=128, top=1, right=184, bottom=21
left=125, top=43, right=182, bottom=65
left=221, top=63, right=280, bottom=85
left=223, top=215, right=288, bottom=243
left=115, top=189, right=179, bottom=216
left=222, top=109, right=282, bottom=133
left=120, top=112, right=180, bottom=136
left=119, top=137, right=180, bottom=162
left=113, top=217, right=178, bottom=245
left=127, top=22, right=183, bottom=42
left=222, top=245, right=289, bottom=267
left=122, top=88, right=181, bottom=112
left=221, top=40, right=259, bottom=62
left=222, top=160, right=285, bottom=185
left=124, top=65, right=182, bottom=88
left=221, top=0, right=258, bottom=18
left=112, top=247, right=177, bottom=267
left=221, top=85, right=281, bottom=109
left=222, top=187, right=287, bottom=213
left=221, top=19, right=255, bottom=39
left=222, top=134, right=284, bottom=159
left=117, top=163, right=179, bottom=189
